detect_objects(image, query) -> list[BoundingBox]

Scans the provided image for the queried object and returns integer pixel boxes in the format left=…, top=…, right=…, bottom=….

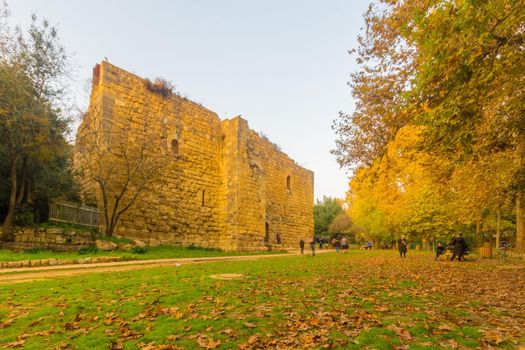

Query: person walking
left=299, top=239, right=305, bottom=255
left=450, top=233, right=466, bottom=261
left=398, top=235, right=408, bottom=258
left=332, top=238, right=341, bottom=252
left=498, top=239, right=508, bottom=260
left=341, top=237, right=349, bottom=253
left=435, top=242, right=445, bottom=261
left=310, top=239, right=316, bottom=256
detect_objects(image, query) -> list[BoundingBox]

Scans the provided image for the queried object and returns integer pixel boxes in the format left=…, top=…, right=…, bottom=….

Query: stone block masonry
left=1, top=227, right=94, bottom=252
left=75, top=61, right=314, bottom=251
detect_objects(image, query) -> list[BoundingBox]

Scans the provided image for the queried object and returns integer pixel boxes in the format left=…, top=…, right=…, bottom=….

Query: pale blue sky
left=7, top=0, right=370, bottom=201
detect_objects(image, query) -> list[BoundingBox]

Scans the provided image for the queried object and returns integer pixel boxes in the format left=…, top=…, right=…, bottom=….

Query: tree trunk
left=15, top=176, right=25, bottom=206
left=2, top=156, right=18, bottom=241
left=15, top=156, right=27, bottom=205
left=475, top=219, right=482, bottom=246
left=516, top=140, right=525, bottom=254
left=517, top=191, right=525, bottom=253
left=496, top=205, right=501, bottom=249
left=24, top=181, right=32, bottom=204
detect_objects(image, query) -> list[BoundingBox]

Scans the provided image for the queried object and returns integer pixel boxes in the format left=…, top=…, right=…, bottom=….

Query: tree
left=0, top=7, right=71, bottom=239
left=75, top=114, right=168, bottom=237
left=334, top=0, right=524, bottom=252
left=448, top=151, right=515, bottom=245
left=346, top=125, right=460, bottom=246
left=347, top=165, right=389, bottom=245
left=405, top=0, right=525, bottom=251
left=313, top=196, right=342, bottom=238
left=328, top=212, right=353, bottom=236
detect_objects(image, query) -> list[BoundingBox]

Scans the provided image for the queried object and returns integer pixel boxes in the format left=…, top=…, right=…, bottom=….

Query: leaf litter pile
left=0, top=251, right=524, bottom=349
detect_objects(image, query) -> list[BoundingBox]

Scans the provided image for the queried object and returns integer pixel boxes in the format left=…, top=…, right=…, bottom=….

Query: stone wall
left=221, top=118, right=314, bottom=250
left=1, top=227, right=94, bottom=251
left=75, top=62, right=314, bottom=251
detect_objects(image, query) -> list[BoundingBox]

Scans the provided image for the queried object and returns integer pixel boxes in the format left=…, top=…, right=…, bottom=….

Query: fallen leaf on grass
left=196, top=336, right=222, bottom=349
left=63, top=322, right=76, bottom=330
left=110, top=342, right=123, bottom=350
left=386, top=324, right=413, bottom=340
left=139, top=342, right=157, bottom=350
left=0, top=320, right=13, bottom=329
left=157, top=345, right=177, bottom=350
left=220, top=328, right=234, bottom=336
left=104, top=329, right=116, bottom=336
left=29, top=316, right=47, bottom=327
left=34, top=329, right=54, bottom=337
left=439, top=339, right=459, bottom=348
left=168, top=307, right=183, bottom=320
left=437, top=324, right=455, bottom=331
left=483, top=330, right=505, bottom=345
left=398, top=330, right=413, bottom=341
left=3, top=339, right=25, bottom=348
left=248, top=334, right=260, bottom=345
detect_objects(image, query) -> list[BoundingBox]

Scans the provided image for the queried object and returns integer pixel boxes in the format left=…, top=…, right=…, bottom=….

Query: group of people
left=398, top=234, right=469, bottom=261
left=299, top=233, right=472, bottom=261
left=330, top=237, right=349, bottom=253
left=299, top=237, right=349, bottom=256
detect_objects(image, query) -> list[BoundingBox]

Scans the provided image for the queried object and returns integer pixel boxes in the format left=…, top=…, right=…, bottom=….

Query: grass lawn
left=0, top=250, right=523, bottom=349
left=0, top=245, right=285, bottom=263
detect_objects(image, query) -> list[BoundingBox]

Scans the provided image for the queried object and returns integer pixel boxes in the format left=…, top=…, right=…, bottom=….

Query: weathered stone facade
left=75, top=62, right=314, bottom=251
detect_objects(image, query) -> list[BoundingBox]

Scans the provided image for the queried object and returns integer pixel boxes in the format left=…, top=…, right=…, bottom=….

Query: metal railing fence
left=48, top=201, right=100, bottom=228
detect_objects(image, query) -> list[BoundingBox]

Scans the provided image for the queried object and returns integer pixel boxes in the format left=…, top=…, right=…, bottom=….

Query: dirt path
left=0, top=250, right=329, bottom=284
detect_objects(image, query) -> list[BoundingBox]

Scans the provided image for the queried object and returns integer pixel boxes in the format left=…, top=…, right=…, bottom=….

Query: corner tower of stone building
left=75, top=61, right=313, bottom=251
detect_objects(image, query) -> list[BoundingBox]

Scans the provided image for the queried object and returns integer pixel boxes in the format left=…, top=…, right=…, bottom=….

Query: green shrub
left=96, top=236, right=133, bottom=244
left=15, top=205, right=38, bottom=226
left=24, top=247, right=48, bottom=254
left=186, top=244, right=222, bottom=252
left=39, top=222, right=94, bottom=232
left=78, top=246, right=98, bottom=255
left=131, top=246, right=147, bottom=254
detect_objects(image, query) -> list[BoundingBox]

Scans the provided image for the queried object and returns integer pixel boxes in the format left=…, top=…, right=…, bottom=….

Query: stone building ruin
left=75, top=61, right=314, bottom=251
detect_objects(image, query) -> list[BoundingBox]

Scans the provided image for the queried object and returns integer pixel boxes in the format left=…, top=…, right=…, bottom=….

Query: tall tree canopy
left=314, top=196, right=343, bottom=238
left=334, top=0, right=524, bottom=251
left=0, top=5, right=74, bottom=239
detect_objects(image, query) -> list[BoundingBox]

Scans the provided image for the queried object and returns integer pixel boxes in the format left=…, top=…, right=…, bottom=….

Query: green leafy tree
left=0, top=5, right=72, bottom=239
left=314, top=196, right=342, bottom=238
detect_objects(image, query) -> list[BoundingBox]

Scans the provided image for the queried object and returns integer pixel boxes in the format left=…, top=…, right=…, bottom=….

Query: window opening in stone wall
left=201, top=190, right=205, bottom=207
left=265, top=222, right=270, bottom=243
left=286, top=175, right=291, bottom=190
left=171, top=139, right=179, bottom=155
